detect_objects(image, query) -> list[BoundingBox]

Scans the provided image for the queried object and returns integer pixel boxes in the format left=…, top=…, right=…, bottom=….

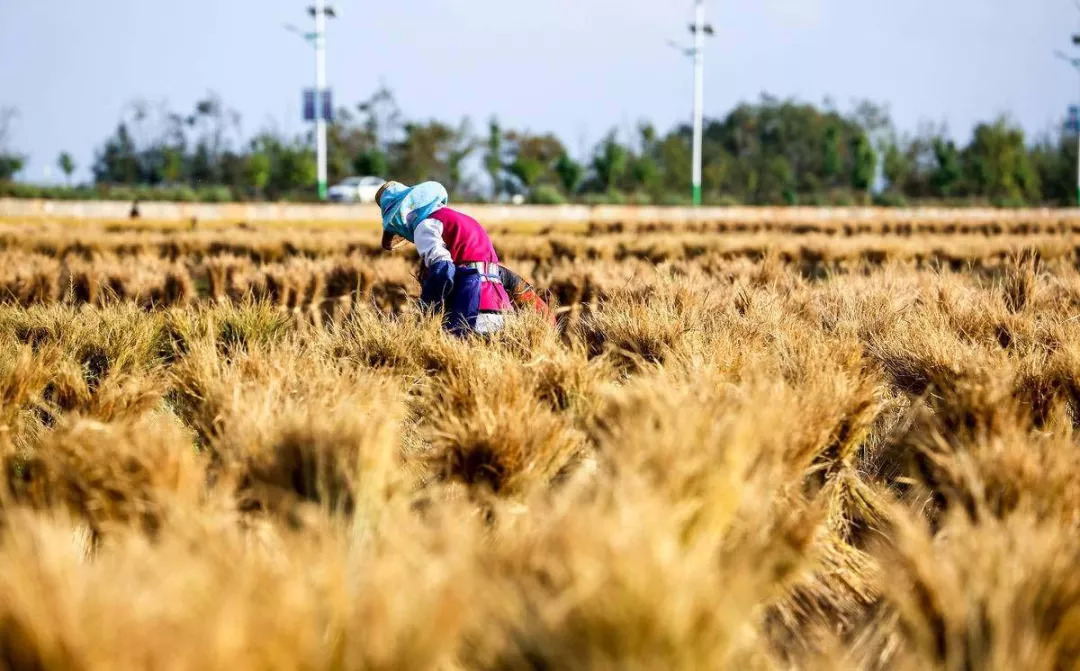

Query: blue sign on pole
left=1065, top=106, right=1080, bottom=133
left=321, top=90, right=333, bottom=123
left=303, top=89, right=333, bottom=122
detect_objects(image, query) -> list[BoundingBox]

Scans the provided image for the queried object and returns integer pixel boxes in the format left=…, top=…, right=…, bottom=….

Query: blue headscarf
left=379, top=181, right=449, bottom=243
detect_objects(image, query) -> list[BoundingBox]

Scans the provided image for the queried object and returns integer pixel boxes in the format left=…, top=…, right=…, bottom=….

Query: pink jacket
left=427, top=207, right=511, bottom=312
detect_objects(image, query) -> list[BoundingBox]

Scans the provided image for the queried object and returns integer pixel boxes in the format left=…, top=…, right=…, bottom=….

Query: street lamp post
left=313, top=0, right=330, bottom=201
left=288, top=3, right=336, bottom=201
left=670, top=1, right=714, bottom=207
left=691, top=0, right=707, bottom=207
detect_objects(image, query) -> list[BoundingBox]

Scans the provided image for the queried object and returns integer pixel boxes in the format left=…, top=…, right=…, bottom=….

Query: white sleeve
left=413, top=218, right=453, bottom=267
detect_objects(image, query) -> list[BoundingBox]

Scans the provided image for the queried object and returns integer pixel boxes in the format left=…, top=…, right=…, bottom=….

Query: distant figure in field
left=376, top=181, right=554, bottom=335
left=129, top=199, right=141, bottom=220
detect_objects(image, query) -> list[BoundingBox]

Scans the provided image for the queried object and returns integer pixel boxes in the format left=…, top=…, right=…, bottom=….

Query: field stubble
left=0, top=213, right=1078, bottom=669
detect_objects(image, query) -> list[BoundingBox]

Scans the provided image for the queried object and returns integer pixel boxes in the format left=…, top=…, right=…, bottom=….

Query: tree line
left=0, top=90, right=1076, bottom=206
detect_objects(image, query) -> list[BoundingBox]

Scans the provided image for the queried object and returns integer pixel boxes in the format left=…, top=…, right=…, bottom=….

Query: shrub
left=527, top=185, right=566, bottom=206
left=874, top=190, right=909, bottom=207
left=197, top=186, right=235, bottom=203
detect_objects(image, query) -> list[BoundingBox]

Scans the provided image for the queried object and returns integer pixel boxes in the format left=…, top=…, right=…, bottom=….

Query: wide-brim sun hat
left=377, top=181, right=449, bottom=252
left=376, top=181, right=409, bottom=251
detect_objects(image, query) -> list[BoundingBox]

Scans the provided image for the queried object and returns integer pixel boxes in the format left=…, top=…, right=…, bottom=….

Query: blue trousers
left=441, top=267, right=480, bottom=336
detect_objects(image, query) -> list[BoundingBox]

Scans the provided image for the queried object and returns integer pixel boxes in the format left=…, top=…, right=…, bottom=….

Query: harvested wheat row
left=0, top=221, right=1076, bottom=669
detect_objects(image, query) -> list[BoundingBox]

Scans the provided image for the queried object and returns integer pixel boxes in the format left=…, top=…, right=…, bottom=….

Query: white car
left=328, top=176, right=385, bottom=203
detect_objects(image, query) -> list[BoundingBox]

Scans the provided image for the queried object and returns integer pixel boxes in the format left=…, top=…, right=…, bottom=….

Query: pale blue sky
left=0, top=0, right=1073, bottom=183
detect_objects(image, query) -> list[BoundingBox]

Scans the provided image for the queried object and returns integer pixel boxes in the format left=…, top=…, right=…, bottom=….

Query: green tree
left=850, top=133, right=876, bottom=194
left=0, top=107, right=28, bottom=182
left=822, top=125, right=843, bottom=183
left=245, top=151, right=271, bottom=197
left=882, top=141, right=910, bottom=193
left=887, top=123, right=945, bottom=199
left=353, top=150, right=388, bottom=178
left=629, top=155, right=661, bottom=196
left=249, top=134, right=316, bottom=199
left=391, top=122, right=451, bottom=185
left=328, top=91, right=397, bottom=183
left=57, top=152, right=76, bottom=185
left=93, top=123, right=141, bottom=183
left=627, top=122, right=663, bottom=199
left=505, top=131, right=565, bottom=192
left=484, top=119, right=504, bottom=201
left=186, top=94, right=239, bottom=184
left=930, top=138, right=963, bottom=198
left=963, top=118, right=1039, bottom=204
left=387, top=119, right=475, bottom=196
left=1030, top=128, right=1075, bottom=206
left=0, top=154, right=23, bottom=181
left=326, top=108, right=360, bottom=184
left=687, top=97, right=876, bottom=203
left=70, top=88, right=1068, bottom=206
left=656, top=134, right=691, bottom=201
left=188, top=142, right=215, bottom=184
left=554, top=153, right=583, bottom=196
left=161, top=148, right=185, bottom=184
left=590, top=131, right=630, bottom=193
left=761, top=155, right=796, bottom=204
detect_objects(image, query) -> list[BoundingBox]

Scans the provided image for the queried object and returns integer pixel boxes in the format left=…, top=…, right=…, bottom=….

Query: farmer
left=378, top=180, right=552, bottom=335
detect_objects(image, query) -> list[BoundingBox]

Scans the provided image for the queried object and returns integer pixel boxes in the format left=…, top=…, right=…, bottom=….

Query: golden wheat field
left=1, top=211, right=1080, bottom=670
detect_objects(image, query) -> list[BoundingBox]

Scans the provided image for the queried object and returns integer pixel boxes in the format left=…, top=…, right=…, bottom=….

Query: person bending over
left=377, top=181, right=556, bottom=333
left=377, top=180, right=515, bottom=335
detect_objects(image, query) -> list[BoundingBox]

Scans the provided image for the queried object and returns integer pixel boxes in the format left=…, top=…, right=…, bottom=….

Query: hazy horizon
left=0, top=0, right=1073, bottom=184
